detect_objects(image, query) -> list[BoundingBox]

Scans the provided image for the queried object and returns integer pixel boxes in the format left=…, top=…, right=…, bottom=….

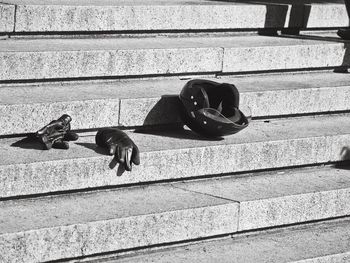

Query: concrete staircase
left=1, top=0, right=350, bottom=262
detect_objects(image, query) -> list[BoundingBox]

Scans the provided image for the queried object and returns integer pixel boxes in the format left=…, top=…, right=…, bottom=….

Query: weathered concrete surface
left=1, top=166, right=350, bottom=262
left=0, top=37, right=222, bottom=80
left=223, top=41, right=349, bottom=73
left=0, top=3, right=15, bottom=32
left=1, top=114, right=350, bottom=198
left=0, top=99, right=120, bottom=135
left=12, top=2, right=269, bottom=32
left=175, top=166, right=350, bottom=230
left=0, top=184, right=238, bottom=263
left=305, top=4, right=348, bottom=28
left=2, top=72, right=350, bottom=135
left=0, top=34, right=349, bottom=80
left=110, top=218, right=350, bottom=263
left=0, top=0, right=346, bottom=32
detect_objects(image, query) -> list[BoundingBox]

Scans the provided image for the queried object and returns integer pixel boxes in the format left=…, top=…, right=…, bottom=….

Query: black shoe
left=258, top=29, right=278, bottom=36
left=337, top=29, right=350, bottom=40
left=281, top=28, right=300, bottom=35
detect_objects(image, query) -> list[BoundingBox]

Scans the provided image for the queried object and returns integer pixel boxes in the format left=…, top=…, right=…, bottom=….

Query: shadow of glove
left=36, top=114, right=79, bottom=150
left=95, top=128, right=140, bottom=171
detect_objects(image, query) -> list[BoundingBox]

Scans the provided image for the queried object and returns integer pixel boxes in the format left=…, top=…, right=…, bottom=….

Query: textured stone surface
left=0, top=3, right=15, bottom=32
left=223, top=42, right=349, bottom=72
left=2, top=72, right=350, bottom=134
left=175, top=166, right=350, bottom=230
left=1, top=166, right=350, bottom=262
left=1, top=114, right=350, bottom=197
left=0, top=34, right=348, bottom=81
left=239, top=190, right=350, bottom=230
left=0, top=0, right=346, bottom=32
left=0, top=37, right=222, bottom=81
left=12, top=2, right=267, bottom=32
left=296, top=254, right=350, bottom=263
left=305, top=4, right=348, bottom=28
left=109, top=219, right=350, bottom=263
left=0, top=184, right=238, bottom=263
left=0, top=99, right=120, bottom=135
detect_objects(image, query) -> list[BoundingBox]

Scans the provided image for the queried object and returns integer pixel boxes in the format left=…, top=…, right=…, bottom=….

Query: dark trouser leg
left=338, top=0, right=350, bottom=39
left=345, top=0, right=350, bottom=17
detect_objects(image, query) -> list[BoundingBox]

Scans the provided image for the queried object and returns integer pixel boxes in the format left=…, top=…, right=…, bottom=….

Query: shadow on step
left=75, top=142, right=106, bottom=155
left=333, top=147, right=350, bottom=170
left=212, top=0, right=344, bottom=35
left=136, top=95, right=223, bottom=140
left=214, top=0, right=348, bottom=45
left=11, top=136, right=45, bottom=150
left=232, top=0, right=350, bottom=73
left=137, top=94, right=222, bottom=140
left=141, top=95, right=181, bottom=127
left=135, top=127, right=224, bottom=141
left=213, top=0, right=343, bottom=4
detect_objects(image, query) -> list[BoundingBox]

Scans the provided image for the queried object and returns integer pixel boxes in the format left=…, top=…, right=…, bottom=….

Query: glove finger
left=64, top=132, right=79, bottom=141
left=53, top=140, right=69, bottom=149
left=117, top=146, right=126, bottom=164
left=108, top=144, right=117, bottom=156
left=124, top=147, right=133, bottom=171
left=37, top=134, right=52, bottom=150
left=131, top=145, right=140, bottom=165
left=46, top=131, right=65, bottom=142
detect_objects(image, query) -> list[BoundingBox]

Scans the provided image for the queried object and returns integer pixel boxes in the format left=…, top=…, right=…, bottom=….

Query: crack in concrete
left=170, top=183, right=241, bottom=204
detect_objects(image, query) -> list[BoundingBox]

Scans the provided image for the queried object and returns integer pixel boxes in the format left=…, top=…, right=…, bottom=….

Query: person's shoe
left=337, top=29, right=350, bottom=40
left=258, top=29, right=278, bottom=36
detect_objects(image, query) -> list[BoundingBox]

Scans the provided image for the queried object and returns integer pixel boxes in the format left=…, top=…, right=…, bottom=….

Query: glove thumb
left=131, top=145, right=140, bottom=165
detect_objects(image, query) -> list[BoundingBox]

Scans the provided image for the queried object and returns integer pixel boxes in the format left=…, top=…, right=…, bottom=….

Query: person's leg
left=338, top=0, right=350, bottom=39
left=345, top=0, right=350, bottom=17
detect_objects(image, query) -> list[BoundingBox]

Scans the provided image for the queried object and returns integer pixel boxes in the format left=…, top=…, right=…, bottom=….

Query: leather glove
left=95, top=128, right=140, bottom=171
left=36, top=114, right=79, bottom=150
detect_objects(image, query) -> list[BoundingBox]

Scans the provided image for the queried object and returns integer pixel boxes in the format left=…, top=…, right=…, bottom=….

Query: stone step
left=2, top=72, right=350, bottom=135
left=0, top=3, right=14, bottom=32
left=88, top=218, right=350, bottom=263
left=1, top=165, right=350, bottom=263
left=0, top=0, right=347, bottom=33
left=1, top=114, right=350, bottom=198
left=0, top=33, right=348, bottom=81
